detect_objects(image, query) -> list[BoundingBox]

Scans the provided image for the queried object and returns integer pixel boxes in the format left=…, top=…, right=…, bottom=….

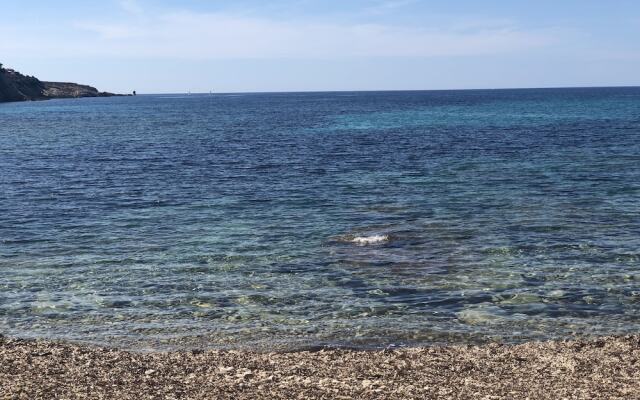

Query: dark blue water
left=1, top=88, right=640, bottom=350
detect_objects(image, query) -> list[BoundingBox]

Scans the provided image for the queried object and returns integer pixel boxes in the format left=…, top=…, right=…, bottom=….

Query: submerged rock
left=351, top=235, right=389, bottom=245
left=457, top=305, right=506, bottom=325
left=496, top=293, right=542, bottom=305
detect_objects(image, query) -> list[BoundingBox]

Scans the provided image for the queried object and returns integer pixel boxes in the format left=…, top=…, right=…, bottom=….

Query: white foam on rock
left=351, top=235, right=389, bottom=245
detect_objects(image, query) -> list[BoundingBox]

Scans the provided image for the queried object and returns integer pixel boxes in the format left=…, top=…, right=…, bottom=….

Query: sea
left=1, top=88, right=639, bottom=350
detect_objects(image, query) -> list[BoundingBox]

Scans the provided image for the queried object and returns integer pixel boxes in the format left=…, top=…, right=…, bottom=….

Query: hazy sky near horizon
left=2, top=0, right=640, bottom=93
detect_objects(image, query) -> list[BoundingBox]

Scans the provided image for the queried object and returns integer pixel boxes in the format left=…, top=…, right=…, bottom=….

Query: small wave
left=351, top=235, right=389, bottom=245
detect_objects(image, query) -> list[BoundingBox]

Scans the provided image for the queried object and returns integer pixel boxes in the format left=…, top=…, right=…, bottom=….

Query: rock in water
left=351, top=235, right=389, bottom=245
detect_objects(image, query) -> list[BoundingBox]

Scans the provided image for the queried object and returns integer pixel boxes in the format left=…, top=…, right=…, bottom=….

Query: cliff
left=0, top=63, right=120, bottom=103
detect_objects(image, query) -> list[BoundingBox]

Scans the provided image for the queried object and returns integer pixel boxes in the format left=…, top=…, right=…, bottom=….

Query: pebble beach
left=2, top=335, right=639, bottom=399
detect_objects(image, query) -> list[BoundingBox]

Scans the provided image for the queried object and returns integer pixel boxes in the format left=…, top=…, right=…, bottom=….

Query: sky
left=2, top=0, right=640, bottom=93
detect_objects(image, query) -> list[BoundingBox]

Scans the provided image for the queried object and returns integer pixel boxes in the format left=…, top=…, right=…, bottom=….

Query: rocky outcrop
left=41, top=81, right=115, bottom=99
left=0, top=63, right=120, bottom=103
left=0, top=65, right=46, bottom=102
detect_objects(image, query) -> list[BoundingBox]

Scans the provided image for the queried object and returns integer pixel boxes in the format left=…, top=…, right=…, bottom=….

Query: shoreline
left=1, top=335, right=639, bottom=399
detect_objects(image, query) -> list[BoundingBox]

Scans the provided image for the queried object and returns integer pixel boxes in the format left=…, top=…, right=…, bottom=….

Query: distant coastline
left=0, top=62, right=125, bottom=103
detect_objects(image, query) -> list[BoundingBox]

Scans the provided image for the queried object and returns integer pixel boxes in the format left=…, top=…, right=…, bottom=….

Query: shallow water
left=1, top=88, right=640, bottom=350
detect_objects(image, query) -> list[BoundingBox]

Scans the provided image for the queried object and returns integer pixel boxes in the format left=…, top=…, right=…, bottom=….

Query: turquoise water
left=1, top=88, right=639, bottom=350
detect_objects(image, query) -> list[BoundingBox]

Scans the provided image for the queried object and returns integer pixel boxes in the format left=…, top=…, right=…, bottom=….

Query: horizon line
left=130, top=85, right=640, bottom=96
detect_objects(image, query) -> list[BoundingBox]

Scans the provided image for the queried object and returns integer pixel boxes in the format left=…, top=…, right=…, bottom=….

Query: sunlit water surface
left=1, top=88, right=639, bottom=350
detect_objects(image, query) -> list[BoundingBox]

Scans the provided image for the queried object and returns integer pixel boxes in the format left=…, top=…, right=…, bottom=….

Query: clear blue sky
left=2, top=0, right=639, bottom=93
